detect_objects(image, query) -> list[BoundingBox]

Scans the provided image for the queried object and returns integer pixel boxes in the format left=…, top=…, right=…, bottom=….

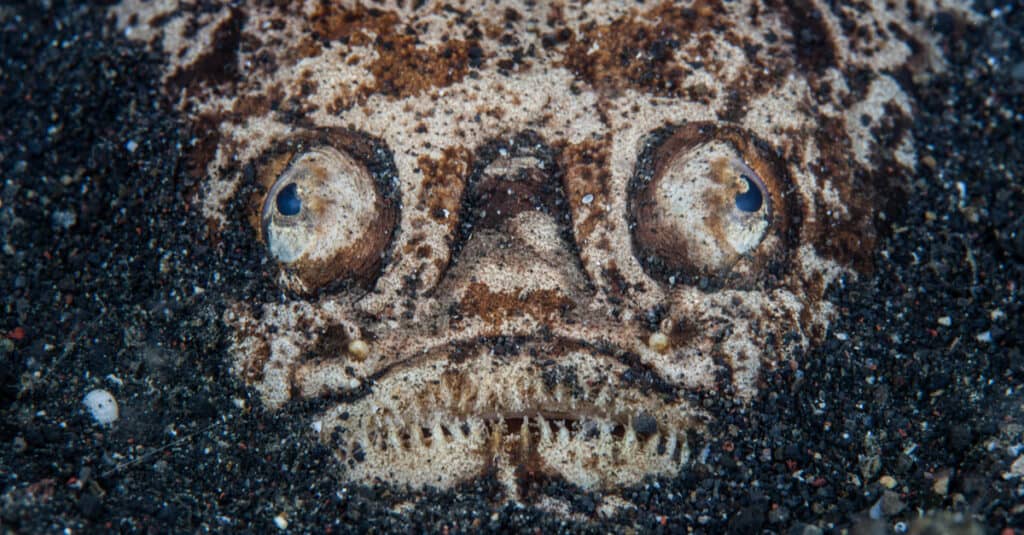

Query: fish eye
left=259, top=145, right=397, bottom=292
left=275, top=183, right=302, bottom=216
left=734, top=174, right=763, bottom=213
left=630, top=124, right=793, bottom=286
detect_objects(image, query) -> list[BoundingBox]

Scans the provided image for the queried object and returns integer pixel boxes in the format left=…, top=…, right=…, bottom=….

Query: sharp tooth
left=520, top=415, right=530, bottom=451
left=665, top=433, right=678, bottom=461
left=556, top=420, right=570, bottom=445
left=538, top=415, right=552, bottom=444
left=490, top=417, right=505, bottom=450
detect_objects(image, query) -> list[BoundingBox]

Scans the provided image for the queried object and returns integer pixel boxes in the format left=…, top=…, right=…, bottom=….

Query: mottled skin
left=113, top=0, right=974, bottom=510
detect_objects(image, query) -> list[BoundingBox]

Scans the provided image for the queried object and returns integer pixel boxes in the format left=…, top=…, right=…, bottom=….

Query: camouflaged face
left=114, top=0, right=975, bottom=501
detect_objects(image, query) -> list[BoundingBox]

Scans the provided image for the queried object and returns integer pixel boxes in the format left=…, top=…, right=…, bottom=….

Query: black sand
left=1, top=2, right=1021, bottom=533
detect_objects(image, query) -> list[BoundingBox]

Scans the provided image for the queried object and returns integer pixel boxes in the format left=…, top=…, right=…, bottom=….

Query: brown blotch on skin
left=773, top=0, right=837, bottom=75
left=601, top=262, right=630, bottom=298
left=231, top=94, right=272, bottom=121
left=562, top=1, right=724, bottom=96
left=240, top=337, right=270, bottom=384
left=667, top=317, right=701, bottom=349
left=186, top=113, right=223, bottom=179
left=309, top=4, right=476, bottom=99
left=229, top=84, right=285, bottom=123
left=807, top=116, right=878, bottom=272
left=280, top=34, right=323, bottom=65
left=166, top=8, right=245, bottom=94
left=418, top=147, right=472, bottom=229
left=308, top=4, right=399, bottom=42
left=459, top=283, right=574, bottom=327
left=308, top=324, right=354, bottom=364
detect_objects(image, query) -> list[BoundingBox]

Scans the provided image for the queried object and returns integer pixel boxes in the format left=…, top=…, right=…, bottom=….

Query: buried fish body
left=112, top=0, right=975, bottom=503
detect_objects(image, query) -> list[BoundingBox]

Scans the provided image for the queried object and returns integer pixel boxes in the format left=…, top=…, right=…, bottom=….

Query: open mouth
left=319, top=339, right=704, bottom=492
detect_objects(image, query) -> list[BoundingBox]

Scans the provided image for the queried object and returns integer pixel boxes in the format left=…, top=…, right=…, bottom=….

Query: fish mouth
left=319, top=338, right=704, bottom=493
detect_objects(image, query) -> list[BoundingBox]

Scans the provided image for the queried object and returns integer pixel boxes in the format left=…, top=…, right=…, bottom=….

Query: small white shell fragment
left=83, top=389, right=119, bottom=426
left=1003, top=455, right=1024, bottom=480
left=273, top=513, right=288, bottom=530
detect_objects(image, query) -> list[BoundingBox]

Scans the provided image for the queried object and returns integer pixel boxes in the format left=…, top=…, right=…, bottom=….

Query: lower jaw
left=319, top=344, right=703, bottom=492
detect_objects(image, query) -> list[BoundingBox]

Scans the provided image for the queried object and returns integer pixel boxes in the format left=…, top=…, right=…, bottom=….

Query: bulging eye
left=259, top=144, right=397, bottom=292
left=734, top=172, right=764, bottom=213
left=721, top=158, right=771, bottom=253
left=630, top=124, right=796, bottom=287
left=275, top=183, right=302, bottom=216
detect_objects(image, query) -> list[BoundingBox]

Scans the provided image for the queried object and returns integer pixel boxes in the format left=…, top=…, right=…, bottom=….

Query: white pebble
left=273, top=513, right=289, bottom=530
left=83, top=389, right=119, bottom=426
left=1003, top=455, right=1024, bottom=480
left=976, top=331, right=993, bottom=343
left=937, top=316, right=952, bottom=327
left=125, top=140, right=138, bottom=153
left=581, top=193, right=594, bottom=205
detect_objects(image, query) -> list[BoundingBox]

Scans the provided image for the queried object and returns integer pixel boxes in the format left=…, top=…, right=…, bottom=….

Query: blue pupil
left=734, top=175, right=763, bottom=212
left=276, top=183, right=301, bottom=216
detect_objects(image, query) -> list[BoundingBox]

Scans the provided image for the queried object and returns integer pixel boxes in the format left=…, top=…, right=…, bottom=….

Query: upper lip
left=292, top=316, right=667, bottom=399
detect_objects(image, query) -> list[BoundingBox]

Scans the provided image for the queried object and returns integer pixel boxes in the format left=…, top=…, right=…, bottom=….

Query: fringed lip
left=318, top=340, right=705, bottom=492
